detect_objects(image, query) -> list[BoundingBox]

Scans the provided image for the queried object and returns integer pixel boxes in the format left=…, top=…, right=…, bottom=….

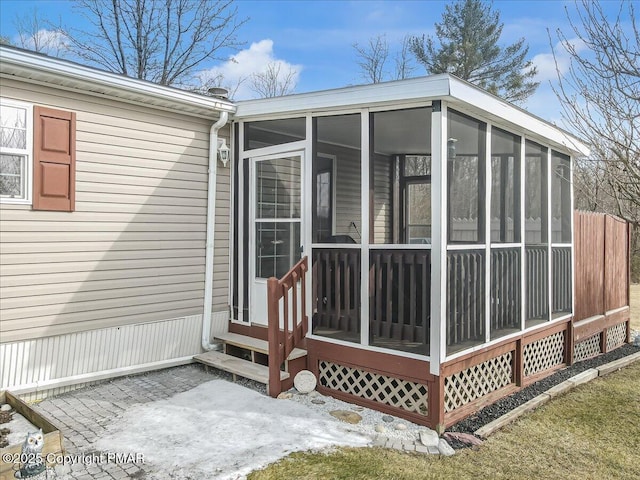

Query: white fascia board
left=236, top=73, right=589, bottom=158
left=0, top=46, right=236, bottom=117
left=235, top=75, right=451, bottom=118
left=447, top=79, right=589, bottom=156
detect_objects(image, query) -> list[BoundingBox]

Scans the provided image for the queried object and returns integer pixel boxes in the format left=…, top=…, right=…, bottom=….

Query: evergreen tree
left=411, top=0, right=538, bottom=103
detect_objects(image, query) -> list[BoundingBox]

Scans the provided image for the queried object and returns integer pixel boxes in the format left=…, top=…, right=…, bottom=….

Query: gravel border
left=448, top=341, right=639, bottom=447
left=279, top=335, right=640, bottom=452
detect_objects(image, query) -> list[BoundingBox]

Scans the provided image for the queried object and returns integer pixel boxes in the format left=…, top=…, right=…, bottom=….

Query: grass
left=249, top=361, right=640, bottom=480
left=630, top=284, right=639, bottom=331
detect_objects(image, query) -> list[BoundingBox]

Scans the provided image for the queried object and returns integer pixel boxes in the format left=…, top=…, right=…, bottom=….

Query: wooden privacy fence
left=574, top=211, right=630, bottom=321
left=572, top=211, right=631, bottom=359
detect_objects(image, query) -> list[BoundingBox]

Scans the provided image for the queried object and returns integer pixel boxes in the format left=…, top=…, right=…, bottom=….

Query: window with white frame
left=0, top=99, right=32, bottom=202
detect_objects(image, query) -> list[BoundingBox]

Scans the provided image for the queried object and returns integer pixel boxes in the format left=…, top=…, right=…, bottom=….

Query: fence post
left=267, top=276, right=281, bottom=397
left=627, top=222, right=632, bottom=344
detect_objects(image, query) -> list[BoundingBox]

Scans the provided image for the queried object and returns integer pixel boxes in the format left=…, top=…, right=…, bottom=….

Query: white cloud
left=532, top=37, right=587, bottom=82
left=198, top=39, right=302, bottom=100
left=15, top=29, right=68, bottom=56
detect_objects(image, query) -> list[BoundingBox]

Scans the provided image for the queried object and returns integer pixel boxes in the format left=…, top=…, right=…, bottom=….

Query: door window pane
left=256, top=157, right=300, bottom=219
left=255, top=222, right=301, bottom=278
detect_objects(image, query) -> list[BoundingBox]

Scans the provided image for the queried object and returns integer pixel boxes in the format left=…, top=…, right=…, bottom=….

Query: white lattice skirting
left=606, top=322, right=627, bottom=351
left=444, top=351, right=513, bottom=413
left=574, top=334, right=601, bottom=362
left=523, top=331, right=565, bottom=377
left=318, top=361, right=429, bottom=416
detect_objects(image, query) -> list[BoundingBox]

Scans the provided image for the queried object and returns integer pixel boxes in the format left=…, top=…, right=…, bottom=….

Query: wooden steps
left=215, top=331, right=307, bottom=361
left=193, top=331, right=307, bottom=386
left=193, top=351, right=289, bottom=384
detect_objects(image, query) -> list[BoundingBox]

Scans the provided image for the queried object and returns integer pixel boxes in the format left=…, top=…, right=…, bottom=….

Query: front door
left=249, top=152, right=303, bottom=325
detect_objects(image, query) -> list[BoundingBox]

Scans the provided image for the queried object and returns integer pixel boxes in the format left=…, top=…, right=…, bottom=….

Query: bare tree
left=353, top=34, right=389, bottom=83
left=249, top=62, right=298, bottom=98
left=354, top=34, right=418, bottom=83
left=12, top=7, right=67, bottom=56
left=552, top=0, right=639, bottom=227
left=394, top=35, right=416, bottom=80
left=63, top=0, right=246, bottom=86
left=553, top=0, right=639, bottom=280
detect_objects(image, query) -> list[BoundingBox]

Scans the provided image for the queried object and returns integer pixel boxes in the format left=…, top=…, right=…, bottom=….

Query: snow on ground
left=93, top=380, right=371, bottom=479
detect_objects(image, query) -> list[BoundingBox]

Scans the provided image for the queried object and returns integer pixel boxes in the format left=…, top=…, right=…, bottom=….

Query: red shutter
left=33, top=106, right=76, bottom=212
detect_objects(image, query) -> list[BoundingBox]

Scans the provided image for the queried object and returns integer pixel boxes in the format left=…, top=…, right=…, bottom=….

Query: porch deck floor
left=312, top=327, right=430, bottom=356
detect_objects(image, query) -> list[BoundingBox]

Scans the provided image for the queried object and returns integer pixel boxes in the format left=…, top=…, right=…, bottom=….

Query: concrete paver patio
left=33, top=365, right=220, bottom=479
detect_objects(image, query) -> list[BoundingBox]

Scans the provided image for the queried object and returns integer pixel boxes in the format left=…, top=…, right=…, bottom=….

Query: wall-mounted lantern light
left=447, top=138, right=458, bottom=159
left=218, top=138, right=230, bottom=167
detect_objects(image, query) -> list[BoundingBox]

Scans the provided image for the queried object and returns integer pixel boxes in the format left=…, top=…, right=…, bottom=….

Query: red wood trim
left=266, top=256, right=309, bottom=397
left=306, top=338, right=434, bottom=383
left=601, top=329, right=609, bottom=354
left=522, top=318, right=570, bottom=343
left=566, top=316, right=575, bottom=365
left=603, top=212, right=608, bottom=311
left=605, top=307, right=630, bottom=326
left=441, top=340, right=517, bottom=377
left=573, top=307, right=630, bottom=344
left=228, top=321, right=269, bottom=340
left=573, top=315, right=606, bottom=342
left=267, top=276, right=280, bottom=397
left=514, top=338, right=524, bottom=386
left=429, top=375, right=445, bottom=430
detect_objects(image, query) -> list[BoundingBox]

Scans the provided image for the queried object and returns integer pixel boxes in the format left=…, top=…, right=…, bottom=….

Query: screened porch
left=232, top=82, right=575, bottom=367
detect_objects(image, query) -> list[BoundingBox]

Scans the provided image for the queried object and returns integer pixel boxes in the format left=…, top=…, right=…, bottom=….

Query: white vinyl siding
left=325, top=144, right=362, bottom=241
left=373, top=153, right=392, bottom=244
left=0, top=79, right=231, bottom=343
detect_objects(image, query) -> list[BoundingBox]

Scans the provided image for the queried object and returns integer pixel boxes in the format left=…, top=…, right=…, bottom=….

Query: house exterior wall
left=372, top=153, right=392, bottom=244
left=319, top=143, right=361, bottom=240
left=0, top=78, right=231, bottom=393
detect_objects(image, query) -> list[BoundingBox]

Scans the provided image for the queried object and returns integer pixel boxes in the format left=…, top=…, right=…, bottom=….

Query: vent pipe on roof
left=202, top=111, right=229, bottom=351
left=207, top=87, right=229, bottom=100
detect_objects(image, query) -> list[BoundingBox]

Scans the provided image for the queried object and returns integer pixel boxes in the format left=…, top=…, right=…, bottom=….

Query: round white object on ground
left=294, top=370, right=317, bottom=393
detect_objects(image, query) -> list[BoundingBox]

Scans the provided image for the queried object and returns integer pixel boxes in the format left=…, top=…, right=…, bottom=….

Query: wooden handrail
left=267, top=256, right=308, bottom=397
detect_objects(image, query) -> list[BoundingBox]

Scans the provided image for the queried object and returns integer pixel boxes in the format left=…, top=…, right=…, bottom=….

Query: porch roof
left=235, top=74, right=589, bottom=157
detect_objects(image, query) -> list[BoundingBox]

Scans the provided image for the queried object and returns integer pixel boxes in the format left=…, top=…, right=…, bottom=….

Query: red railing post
left=266, top=256, right=309, bottom=398
left=267, top=276, right=281, bottom=397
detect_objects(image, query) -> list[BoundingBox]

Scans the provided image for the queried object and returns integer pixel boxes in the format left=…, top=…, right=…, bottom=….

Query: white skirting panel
left=0, top=313, right=222, bottom=401
left=209, top=310, right=230, bottom=338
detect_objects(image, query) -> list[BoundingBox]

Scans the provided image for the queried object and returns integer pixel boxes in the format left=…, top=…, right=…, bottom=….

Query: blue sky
left=0, top=0, right=630, bottom=123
